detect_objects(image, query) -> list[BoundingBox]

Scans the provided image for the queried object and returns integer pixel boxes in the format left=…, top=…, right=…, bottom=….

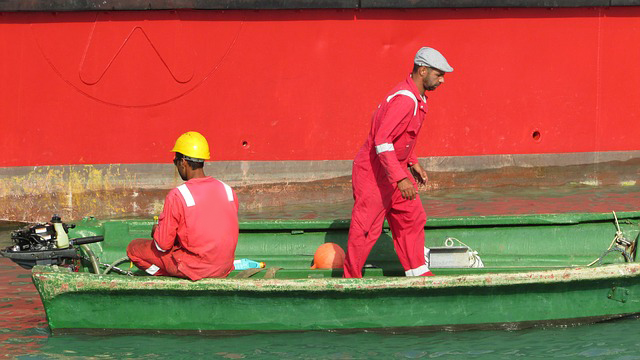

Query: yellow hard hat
left=171, top=131, right=210, bottom=160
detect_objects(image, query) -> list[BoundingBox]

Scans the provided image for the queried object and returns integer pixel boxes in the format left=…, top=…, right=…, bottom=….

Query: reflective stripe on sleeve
left=219, top=180, right=234, bottom=202
left=375, top=143, right=395, bottom=154
left=405, top=265, right=431, bottom=277
left=177, top=184, right=195, bottom=207
left=154, top=240, right=167, bottom=253
left=146, top=264, right=160, bottom=275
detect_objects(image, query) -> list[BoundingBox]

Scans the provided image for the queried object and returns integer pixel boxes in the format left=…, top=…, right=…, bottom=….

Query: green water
left=4, top=300, right=640, bottom=359
left=11, top=322, right=640, bottom=359
left=3, top=186, right=640, bottom=359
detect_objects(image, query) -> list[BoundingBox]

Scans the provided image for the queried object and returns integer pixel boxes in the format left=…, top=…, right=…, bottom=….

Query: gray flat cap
left=414, top=47, right=453, bottom=73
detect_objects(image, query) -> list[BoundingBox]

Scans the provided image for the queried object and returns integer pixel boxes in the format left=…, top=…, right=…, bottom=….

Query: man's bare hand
left=410, top=163, right=428, bottom=186
left=397, top=178, right=417, bottom=200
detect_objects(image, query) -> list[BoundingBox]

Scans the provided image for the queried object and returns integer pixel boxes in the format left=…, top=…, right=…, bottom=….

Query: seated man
left=127, top=131, right=239, bottom=280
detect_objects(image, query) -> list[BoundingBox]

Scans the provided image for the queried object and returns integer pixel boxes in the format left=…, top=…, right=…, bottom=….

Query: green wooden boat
left=11, top=212, right=640, bottom=334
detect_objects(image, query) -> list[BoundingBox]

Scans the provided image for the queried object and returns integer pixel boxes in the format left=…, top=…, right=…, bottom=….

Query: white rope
left=587, top=210, right=629, bottom=266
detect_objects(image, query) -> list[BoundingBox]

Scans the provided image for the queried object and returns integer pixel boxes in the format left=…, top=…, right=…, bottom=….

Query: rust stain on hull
left=1, top=157, right=640, bottom=222
left=0, top=165, right=166, bottom=222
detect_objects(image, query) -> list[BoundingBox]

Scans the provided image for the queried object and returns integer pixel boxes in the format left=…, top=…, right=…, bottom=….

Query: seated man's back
left=127, top=131, right=239, bottom=280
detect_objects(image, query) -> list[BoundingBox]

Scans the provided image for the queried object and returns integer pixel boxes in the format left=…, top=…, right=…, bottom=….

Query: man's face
left=422, top=67, right=446, bottom=91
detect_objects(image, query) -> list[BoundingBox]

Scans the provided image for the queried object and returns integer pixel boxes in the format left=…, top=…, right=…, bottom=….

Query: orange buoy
left=311, top=243, right=346, bottom=269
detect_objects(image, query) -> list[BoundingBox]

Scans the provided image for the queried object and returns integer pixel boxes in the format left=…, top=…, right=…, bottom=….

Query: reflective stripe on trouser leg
left=126, top=239, right=174, bottom=277
left=387, top=190, right=428, bottom=276
left=146, top=264, right=160, bottom=275
left=405, top=265, right=431, bottom=276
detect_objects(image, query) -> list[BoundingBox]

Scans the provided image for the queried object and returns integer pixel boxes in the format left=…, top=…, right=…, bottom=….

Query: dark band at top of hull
left=2, top=0, right=640, bottom=12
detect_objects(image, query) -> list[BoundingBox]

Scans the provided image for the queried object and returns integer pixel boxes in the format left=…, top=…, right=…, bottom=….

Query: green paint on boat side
left=31, top=264, right=640, bottom=332
left=32, top=263, right=640, bottom=295
left=72, top=211, right=640, bottom=231
left=23, top=211, right=640, bottom=333
left=68, top=211, right=640, bottom=272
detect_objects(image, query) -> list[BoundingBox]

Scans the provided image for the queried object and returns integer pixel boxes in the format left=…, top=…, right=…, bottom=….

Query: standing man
left=343, top=47, right=453, bottom=278
left=127, top=131, right=239, bottom=280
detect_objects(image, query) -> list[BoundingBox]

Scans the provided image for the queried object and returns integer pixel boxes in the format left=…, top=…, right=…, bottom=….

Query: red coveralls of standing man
left=127, top=131, right=239, bottom=280
left=343, top=47, right=454, bottom=278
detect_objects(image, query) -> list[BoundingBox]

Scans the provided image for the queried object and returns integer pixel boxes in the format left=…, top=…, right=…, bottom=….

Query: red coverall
left=127, top=176, right=239, bottom=280
left=343, top=75, right=430, bottom=278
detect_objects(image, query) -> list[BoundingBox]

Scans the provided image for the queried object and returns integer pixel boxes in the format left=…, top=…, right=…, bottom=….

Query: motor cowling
left=8, top=214, right=74, bottom=252
left=1, top=215, right=80, bottom=269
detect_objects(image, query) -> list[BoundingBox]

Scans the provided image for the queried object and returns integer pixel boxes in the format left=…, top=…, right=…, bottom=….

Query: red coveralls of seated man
left=343, top=47, right=454, bottom=278
left=127, top=131, right=239, bottom=280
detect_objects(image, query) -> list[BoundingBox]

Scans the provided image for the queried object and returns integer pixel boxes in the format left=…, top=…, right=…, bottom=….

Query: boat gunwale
left=31, top=263, right=640, bottom=298
left=75, top=211, right=640, bottom=232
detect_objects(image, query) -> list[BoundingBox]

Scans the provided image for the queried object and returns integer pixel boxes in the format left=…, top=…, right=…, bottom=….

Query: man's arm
left=152, top=191, right=182, bottom=252
left=408, top=149, right=418, bottom=169
left=373, top=97, right=415, bottom=185
left=409, top=162, right=428, bottom=186
left=404, top=150, right=427, bottom=199
left=396, top=177, right=417, bottom=200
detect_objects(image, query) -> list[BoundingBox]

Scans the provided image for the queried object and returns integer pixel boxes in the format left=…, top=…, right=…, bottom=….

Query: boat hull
left=33, top=263, right=640, bottom=333
left=14, top=211, right=640, bottom=333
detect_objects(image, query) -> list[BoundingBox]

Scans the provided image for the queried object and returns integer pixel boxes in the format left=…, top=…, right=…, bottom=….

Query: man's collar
left=406, top=74, right=427, bottom=102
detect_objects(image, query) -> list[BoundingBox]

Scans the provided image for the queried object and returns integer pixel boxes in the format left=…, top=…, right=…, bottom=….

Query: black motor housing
left=1, top=215, right=102, bottom=269
left=1, top=247, right=80, bottom=270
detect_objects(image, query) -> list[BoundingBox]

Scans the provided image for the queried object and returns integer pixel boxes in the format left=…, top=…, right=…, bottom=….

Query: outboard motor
left=1, top=214, right=103, bottom=269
